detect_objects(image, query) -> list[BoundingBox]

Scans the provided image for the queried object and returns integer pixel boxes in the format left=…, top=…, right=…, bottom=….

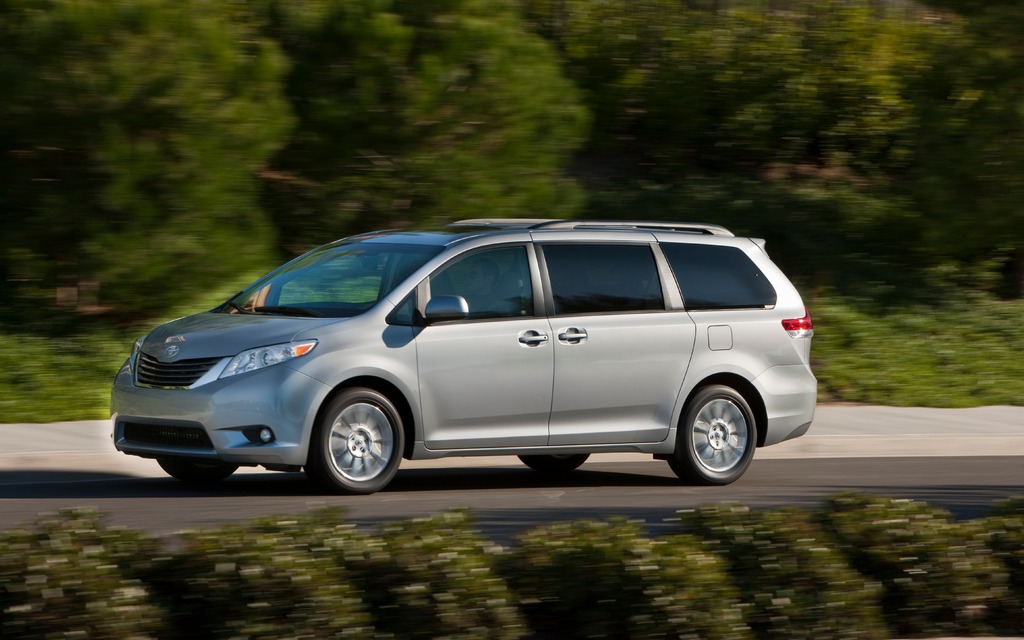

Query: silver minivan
left=111, top=219, right=816, bottom=494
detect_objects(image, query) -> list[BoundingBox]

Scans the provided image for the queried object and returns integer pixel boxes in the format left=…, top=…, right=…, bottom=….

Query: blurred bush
left=145, top=511, right=374, bottom=639
left=4, top=497, right=1024, bottom=638
left=173, top=508, right=525, bottom=639
left=504, top=518, right=750, bottom=640
left=819, top=492, right=1007, bottom=638
left=361, top=510, right=526, bottom=639
left=0, top=508, right=167, bottom=639
left=678, top=504, right=885, bottom=640
left=980, top=495, right=1024, bottom=635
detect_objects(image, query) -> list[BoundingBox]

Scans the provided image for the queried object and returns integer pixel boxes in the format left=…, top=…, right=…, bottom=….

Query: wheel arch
left=682, top=373, right=768, bottom=447
left=312, top=376, right=417, bottom=461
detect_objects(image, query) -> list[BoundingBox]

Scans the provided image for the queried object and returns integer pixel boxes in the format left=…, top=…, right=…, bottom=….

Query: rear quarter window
left=662, top=243, right=777, bottom=310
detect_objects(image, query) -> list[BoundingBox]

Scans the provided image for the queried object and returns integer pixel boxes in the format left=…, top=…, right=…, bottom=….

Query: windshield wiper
left=252, top=305, right=325, bottom=318
left=223, top=300, right=247, bottom=314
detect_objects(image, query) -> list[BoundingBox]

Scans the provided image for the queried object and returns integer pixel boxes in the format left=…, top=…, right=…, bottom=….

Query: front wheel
left=668, top=385, right=756, bottom=485
left=518, top=453, right=590, bottom=473
left=157, top=458, right=238, bottom=483
left=305, top=388, right=404, bottom=495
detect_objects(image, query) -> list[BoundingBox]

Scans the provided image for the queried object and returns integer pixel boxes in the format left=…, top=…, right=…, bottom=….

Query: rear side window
left=662, top=243, right=777, bottom=310
left=543, top=244, right=663, bottom=315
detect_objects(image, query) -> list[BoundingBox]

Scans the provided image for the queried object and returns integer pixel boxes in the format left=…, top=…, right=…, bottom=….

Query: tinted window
left=662, top=243, right=777, bottom=310
left=544, top=244, right=663, bottom=315
left=429, top=246, right=533, bottom=319
left=227, top=241, right=442, bottom=318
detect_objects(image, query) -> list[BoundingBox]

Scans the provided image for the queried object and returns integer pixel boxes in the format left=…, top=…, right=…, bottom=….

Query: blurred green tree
left=0, top=0, right=292, bottom=319
left=247, top=0, right=589, bottom=251
left=522, top=0, right=925, bottom=180
left=910, top=0, right=1024, bottom=296
left=521, top=0, right=1024, bottom=299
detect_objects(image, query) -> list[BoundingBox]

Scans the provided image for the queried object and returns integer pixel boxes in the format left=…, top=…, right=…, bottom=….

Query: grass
left=1, top=292, right=1022, bottom=423
left=0, top=271, right=267, bottom=424
left=811, top=295, right=1024, bottom=407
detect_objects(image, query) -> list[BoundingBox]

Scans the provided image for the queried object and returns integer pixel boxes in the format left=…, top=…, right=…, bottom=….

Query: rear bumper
left=753, top=364, right=817, bottom=447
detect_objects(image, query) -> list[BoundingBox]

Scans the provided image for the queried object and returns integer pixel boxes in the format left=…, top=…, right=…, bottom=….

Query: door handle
left=557, top=327, right=588, bottom=344
left=518, top=330, right=549, bottom=346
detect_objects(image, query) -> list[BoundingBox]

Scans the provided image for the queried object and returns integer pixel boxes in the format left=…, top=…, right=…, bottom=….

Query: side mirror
left=424, top=295, right=469, bottom=324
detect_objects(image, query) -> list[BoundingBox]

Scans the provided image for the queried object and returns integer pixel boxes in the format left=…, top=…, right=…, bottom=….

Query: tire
left=305, top=387, right=404, bottom=495
left=518, top=453, right=590, bottom=473
left=157, top=458, right=238, bottom=483
left=668, top=385, right=756, bottom=485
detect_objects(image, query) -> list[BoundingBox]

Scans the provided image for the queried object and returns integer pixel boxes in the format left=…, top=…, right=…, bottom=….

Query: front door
left=416, top=245, right=554, bottom=450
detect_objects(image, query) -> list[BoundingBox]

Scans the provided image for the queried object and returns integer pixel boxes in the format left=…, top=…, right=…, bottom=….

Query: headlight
left=220, top=341, right=317, bottom=378
left=124, top=336, right=145, bottom=375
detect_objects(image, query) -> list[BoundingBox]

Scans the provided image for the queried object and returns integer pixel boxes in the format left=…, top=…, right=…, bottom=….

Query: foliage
left=980, top=513, right=1024, bottom=635
left=677, top=504, right=885, bottom=640
left=906, top=0, right=1024, bottom=271
left=0, top=508, right=167, bottom=639
left=148, top=515, right=373, bottom=639
left=811, top=294, right=1024, bottom=407
left=3, top=0, right=1024, bottom=415
left=819, top=492, right=1007, bottom=638
left=364, top=510, right=526, bottom=639
left=0, top=270, right=265, bottom=423
left=505, top=518, right=750, bottom=639
left=0, top=0, right=292, bottom=318
left=248, top=0, right=589, bottom=250
left=523, top=0, right=925, bottom=177
left=6, top=499, right=1024, bottom=638
left=0, top=330, right=128, bottom=423
left=190, top=508, right=525, bottom=640
left=521, top=0, right=1024, bottom=298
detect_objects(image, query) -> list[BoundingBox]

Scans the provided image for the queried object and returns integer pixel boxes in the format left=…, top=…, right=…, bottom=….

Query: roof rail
left=450, top=218, right=734, bottom=236
left=448, top=218, right=558, bottom=230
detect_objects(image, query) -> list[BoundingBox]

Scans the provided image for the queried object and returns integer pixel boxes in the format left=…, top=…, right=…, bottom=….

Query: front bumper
left=111, top=360, right=331, bottom=467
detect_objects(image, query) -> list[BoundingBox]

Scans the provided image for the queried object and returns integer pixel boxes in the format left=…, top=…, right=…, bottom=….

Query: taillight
left=782, top=308, right=814, bottom=338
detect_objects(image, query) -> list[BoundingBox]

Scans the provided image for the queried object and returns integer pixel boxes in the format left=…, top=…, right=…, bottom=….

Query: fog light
left=259, top=428, right=275, bottom=444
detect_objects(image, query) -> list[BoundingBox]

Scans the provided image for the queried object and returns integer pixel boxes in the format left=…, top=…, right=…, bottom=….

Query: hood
left=141, top=311, right=341, bottom=362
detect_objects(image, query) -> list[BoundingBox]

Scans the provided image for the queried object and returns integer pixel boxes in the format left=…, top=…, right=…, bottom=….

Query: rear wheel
left=306, top=388, right=404, bottom=495
left=668, top=385, right=756, bottom=485
left=157, top=458, right=238, bottom=483
left=518, top=453, right=590, bottom=473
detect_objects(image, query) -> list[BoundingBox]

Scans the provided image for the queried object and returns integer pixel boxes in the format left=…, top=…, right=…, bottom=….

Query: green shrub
left=988, top=494, right=1024, bottom=519
left=359, top=510, right=526, bottom=640
left=677, top=504, right=885, bottom=640
left=811, top=296, right=1024, bottom=407
left=980, top=498, right=1024, bottom=634
left=155, top=508, right=523, bottom=639
left=820, top=492, right=1006, bottom=637
left=0, top=508, right=166, bottom=639
left=149, top=511, right=373, bottom=639
left=5, top=497, right=1022, bottom=639
left=505, top=517, right=750, bottom=640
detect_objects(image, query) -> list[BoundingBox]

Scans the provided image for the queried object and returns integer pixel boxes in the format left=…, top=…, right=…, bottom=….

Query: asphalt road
left=2, top=404, right=1023, bottom=542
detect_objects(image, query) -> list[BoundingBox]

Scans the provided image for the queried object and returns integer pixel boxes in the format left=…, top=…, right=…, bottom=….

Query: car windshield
left=222, top=240, right=443, bottom=318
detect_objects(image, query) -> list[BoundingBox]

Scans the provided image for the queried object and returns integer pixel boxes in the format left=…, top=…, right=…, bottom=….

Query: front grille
left=122, top=422, right=214, bottom=449
left=136, top=352, right=223, bottom=387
